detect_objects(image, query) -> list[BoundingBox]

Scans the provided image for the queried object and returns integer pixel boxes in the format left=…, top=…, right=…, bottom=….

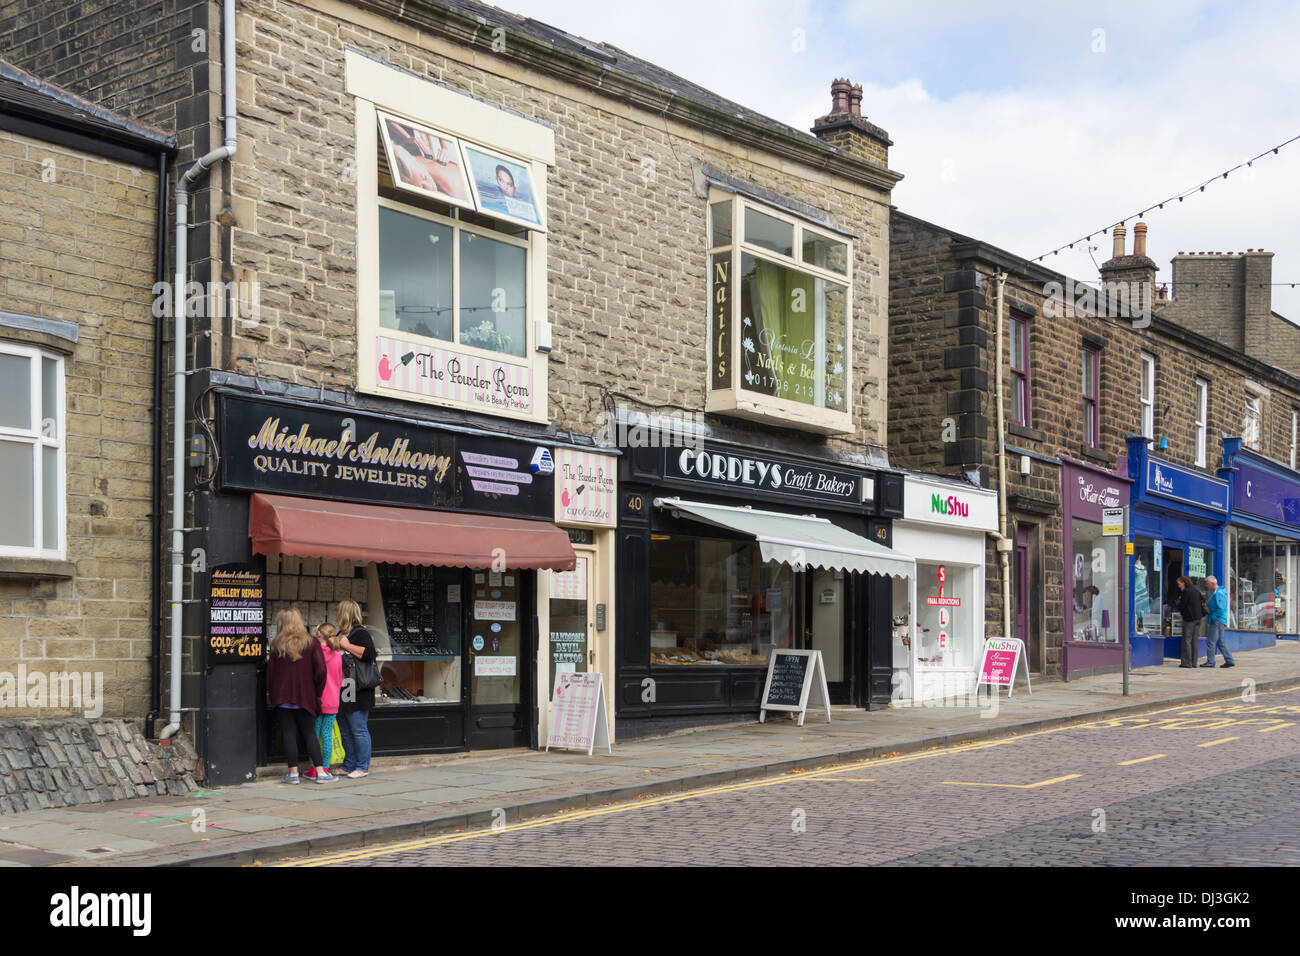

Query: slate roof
left=0, top=58, right=175, bottom=152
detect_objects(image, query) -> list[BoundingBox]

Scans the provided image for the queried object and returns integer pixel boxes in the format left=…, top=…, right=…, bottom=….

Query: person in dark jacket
left=1174, top=576, right=1206, bottom=669
left=267, top=608, right=336, bottom=783
left=336, top=599, right=377, bottom=778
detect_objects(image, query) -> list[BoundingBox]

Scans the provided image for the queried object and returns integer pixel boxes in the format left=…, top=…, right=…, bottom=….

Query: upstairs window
left=1244, top=392, right=1262, bottom=450
left=1009, top=315, right=1030, bottom=427
left=1082, top=345, right=1100, bottom=448
left=1139, top=352, right=1155, bottom=448
left=0, top=343, right=65, bottom=558
left=1195, top=378, right=1209, bottom=468
left=707, top=191, right=853, bottom=434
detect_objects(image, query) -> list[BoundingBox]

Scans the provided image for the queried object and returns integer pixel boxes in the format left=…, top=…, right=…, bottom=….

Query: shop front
left=1221, top=438, right=1300, bottom=650
left=1124, top=437, right=1229, bottom=667
left=615, top=438, right=912, bottom=738
left=207, top=390, right=578, bottom=773
left=1061, top=457, right=1132, bottom=679
left=889, top=475, right=997, bottom=702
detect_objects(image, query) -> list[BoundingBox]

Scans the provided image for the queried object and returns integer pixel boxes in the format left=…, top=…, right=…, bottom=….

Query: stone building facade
left=890, top=209, right=1300, bottom=679
left=0, top=60, right=173, bottom=720
left=1, top=0, right=904, bottom=774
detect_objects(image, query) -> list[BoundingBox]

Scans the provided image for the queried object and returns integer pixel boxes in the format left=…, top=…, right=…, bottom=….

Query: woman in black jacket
left=1175, top=576, right=1206, bottom=669
left=336, top=599, right=377, bottom=778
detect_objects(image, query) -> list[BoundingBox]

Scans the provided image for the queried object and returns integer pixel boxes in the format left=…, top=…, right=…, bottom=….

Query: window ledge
left=1077, top=445, right=1116, bottom=467
left=0, top=556, right=76, bottom=580
left=1007, top=423, right=1045, bottom=443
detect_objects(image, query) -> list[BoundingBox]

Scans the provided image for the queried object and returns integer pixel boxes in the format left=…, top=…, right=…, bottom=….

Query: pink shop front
left=1061, top=458, right=1132, bottom=679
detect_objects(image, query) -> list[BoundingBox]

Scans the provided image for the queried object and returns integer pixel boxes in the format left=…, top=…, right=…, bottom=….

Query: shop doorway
left=1162, top=545, right=1184, bottom=659
left=1014, top=523, right=1043, bottom=674
left=466, top=570, right=533, bottom=749
left=548, top=549, right=596, bottom=696
left=807, top=569, right=850, bottom=703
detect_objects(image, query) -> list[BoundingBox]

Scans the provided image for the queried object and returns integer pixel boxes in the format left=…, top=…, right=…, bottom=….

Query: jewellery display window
left=373, top=563, right=464, bottom=704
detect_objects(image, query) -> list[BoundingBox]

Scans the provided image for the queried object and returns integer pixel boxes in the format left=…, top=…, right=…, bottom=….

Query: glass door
left=548, top=551, right=593, bottom=695
left=467, top=569, right=529, bottom=749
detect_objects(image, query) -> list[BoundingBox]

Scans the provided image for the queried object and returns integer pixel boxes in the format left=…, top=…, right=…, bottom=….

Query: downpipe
left=160, top=0, right=238, bottom=740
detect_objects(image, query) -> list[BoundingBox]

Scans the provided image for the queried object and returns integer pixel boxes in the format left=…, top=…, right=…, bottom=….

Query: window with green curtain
left=741, top=255, right=818, bottom=405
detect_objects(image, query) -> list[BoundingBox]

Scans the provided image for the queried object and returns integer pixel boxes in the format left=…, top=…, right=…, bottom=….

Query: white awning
left=655, top=497, right=915, bottom=579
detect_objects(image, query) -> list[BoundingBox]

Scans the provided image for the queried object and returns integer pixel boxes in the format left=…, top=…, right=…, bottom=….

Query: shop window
left=1195, top=378, right=1209, bottom=468
left=1132, top=537, right=1162, bottom=636
left=1232, top=530, right=1292, bottom=634
left=915, top=562, right=975, bottom=669
left=1069, top=519, right=1118, bottom=643
left=0, top=343, right=64, bottom=559
left=706, top=190, right=852, bottom=435
left=1139, top=352, right=1155, bottom=447
left=1081, top=345, right=1100, bottom=448
left=373, top=564, right=464, bottom=704
left=1009, top=315, right=1030, bottom=427
left=648, top=533, right=796, bottom=666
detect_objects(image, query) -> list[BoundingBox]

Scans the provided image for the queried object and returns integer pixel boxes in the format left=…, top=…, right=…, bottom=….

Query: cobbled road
left=284, top=685, right=1300, bottom=867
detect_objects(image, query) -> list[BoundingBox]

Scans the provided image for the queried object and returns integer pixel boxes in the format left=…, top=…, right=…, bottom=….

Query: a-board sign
left=976, top=637, right=1032, bottom=697
left=206, top=564, right=266, bottom=664
left=546, top=671, right=611, bottom=756
left=759, top=649, right=831, bottom=726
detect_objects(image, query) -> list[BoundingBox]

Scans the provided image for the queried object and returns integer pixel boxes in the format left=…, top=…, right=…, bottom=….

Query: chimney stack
left=812, top=77, right=893, bottom=170
left=1099, top=221, right=1158, bottom=318
left=1112, top=224, right=1126, bottom=260
left=1134, top=222, right=1148, bottom=258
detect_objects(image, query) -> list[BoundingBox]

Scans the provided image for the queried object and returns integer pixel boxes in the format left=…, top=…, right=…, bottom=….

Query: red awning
left=248, top=493, right=576, bottom=570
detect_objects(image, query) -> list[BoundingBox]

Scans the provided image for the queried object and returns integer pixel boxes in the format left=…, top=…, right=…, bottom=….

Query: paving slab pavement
left=0, top=642, right=1295, bottom=867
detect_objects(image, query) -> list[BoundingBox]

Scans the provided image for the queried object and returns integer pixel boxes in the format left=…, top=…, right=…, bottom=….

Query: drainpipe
left=160, top=0, right=238, bottom=740
left=992, top=273, right=1013, bottom=641
left=146, top=149, right=169, bottom=740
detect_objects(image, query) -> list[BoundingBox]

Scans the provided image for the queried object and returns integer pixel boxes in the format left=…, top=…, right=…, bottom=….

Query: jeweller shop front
left=1124, top=437, right=1229, bottom=667
left=889, top=474, right=998, bottom=702
left=208, top=390, right=577, bottom=773
left=614, top=437, right=913, bottom=738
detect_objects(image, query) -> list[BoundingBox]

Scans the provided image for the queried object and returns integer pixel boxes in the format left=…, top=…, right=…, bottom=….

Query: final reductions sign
left=218, top=394, right=553, bottom=519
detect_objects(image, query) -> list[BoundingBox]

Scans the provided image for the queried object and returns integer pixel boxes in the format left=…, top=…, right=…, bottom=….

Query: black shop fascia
left=196, top=388, right=576, bottom=785
left=615, top=435, right=908, bottom=738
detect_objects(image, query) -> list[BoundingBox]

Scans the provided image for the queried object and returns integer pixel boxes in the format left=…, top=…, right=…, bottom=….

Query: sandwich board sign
left=759, top=649, right=831, bottom=726
left=976, top=637, right=1031, bottom=698
left=546, top=671, right=611, bottom=756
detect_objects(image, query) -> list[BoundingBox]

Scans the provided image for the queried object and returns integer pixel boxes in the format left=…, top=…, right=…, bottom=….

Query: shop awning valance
left=249, top=493, right=576, bottom=571
left=654, top=497, right=915, bottom=579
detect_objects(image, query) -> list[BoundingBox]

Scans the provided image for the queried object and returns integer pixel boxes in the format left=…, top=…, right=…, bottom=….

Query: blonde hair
left=270, top=608, right=313, bottom=661
left=336, top=599, right=363, bottom=634
left=316, top=622, right=341, bottom=651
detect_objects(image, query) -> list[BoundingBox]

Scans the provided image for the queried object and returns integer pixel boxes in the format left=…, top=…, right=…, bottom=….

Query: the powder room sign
left=218, top=394, right=455, bottom=509
left=373, top=334, right=534, bottom=416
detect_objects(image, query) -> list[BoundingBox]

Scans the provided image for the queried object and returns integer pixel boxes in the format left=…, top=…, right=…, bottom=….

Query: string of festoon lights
left=1032, top=132, right=1300, bottom=263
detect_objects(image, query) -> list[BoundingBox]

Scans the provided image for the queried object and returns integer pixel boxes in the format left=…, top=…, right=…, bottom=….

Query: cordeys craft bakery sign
left=663, top=445, right=862, bottom=506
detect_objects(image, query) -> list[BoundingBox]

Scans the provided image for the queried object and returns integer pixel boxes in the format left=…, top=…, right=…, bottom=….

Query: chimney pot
left=830, top=79, right=852, bottom=115
left=848, top=83, right=863, bottom=118
left=1112, top=224, right=1126, bottom=259
left=1134, top=221, right=1148, bottom=258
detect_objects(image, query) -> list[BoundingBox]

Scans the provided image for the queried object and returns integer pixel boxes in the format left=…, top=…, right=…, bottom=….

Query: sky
left=507, top=0, right=1300, bottom=319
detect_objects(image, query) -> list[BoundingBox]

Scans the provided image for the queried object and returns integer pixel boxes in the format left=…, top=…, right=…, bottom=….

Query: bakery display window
left=373, top=563, right=464, bottom=705
left=648, top=533, right=795, bottom=666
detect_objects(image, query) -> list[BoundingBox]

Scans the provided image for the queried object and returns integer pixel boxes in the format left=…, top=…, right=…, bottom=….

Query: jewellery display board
left=377, top=564, right=462, bottom=659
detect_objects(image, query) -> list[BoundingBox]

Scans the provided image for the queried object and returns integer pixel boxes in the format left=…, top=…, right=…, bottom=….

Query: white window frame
left=347, top=51, right=554, bottom=425
left=705, top=188, right=854, bottom=435
left=1195, top=377, right=1209, bottom=468
left=1244, top=384, right=1266, bottom=451
left=0, top=342, right=66, bottom=559
left=1291, top=408, right=1298, bottom=470
left=1139, top=352, right=1155, bottom=447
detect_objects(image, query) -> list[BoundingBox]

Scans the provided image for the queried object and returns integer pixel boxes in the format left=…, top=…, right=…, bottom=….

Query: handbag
left=343, top=629, right=383, bottom=690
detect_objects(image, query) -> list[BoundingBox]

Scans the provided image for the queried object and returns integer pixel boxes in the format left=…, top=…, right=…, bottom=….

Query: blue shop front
left=1125, top=437, right=1229, bottom=667
left=1221, top=438, right=1300, bottom=650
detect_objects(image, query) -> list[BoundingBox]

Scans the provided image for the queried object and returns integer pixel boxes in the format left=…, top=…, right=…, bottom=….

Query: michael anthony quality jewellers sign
left=218, top=394, right=553, bottom=518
